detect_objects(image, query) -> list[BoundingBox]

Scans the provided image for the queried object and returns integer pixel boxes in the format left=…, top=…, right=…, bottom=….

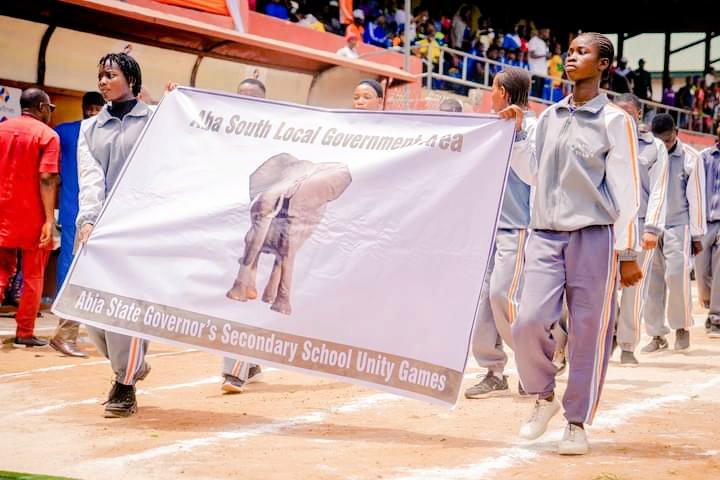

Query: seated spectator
left=548, top=43, right=563, bottom=87
left=392, top=24, right=405, bottom=49
left=520, top=51, right=530, bottom=70
left=296, top=7, right=325, bottom=31
left=364, top=11, right=391, bottom=48
left=504, top=49, right=521, bottom=67
left=497, top=47, right=506, bottom=64
left=475, top=18, right=494, bottom=50
left=337, top=33, right=360, bottom=59
left=264, top=0, right=290, bottom=20
left=485, top=45, right=502, bottom=84
left=346, top=9, right=366, bottom=43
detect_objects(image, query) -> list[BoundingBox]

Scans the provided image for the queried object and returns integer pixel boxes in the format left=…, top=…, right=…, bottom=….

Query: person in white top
left=527, top=28, right=550, bottom=98
left=337, top=34, right=360, bottom=59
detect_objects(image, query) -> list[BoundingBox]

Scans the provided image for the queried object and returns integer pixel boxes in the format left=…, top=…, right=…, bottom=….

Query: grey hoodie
left=701, top=145, right=720, bottom=222
left=664, top=139, right=706, bottom=240
left=511, top=93, right=641, bottom=256
left=498, top=111, right=536, bottom=230
left=76, top=101, right=153, bottom=228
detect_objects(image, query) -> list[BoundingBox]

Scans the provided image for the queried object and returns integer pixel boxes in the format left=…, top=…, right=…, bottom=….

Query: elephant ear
left=287, top=162, right=353, bottom=217
left=249, top=153, right=302, bottom=200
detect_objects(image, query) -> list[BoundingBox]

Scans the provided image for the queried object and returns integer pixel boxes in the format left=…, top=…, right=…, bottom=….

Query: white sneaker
left=518, top=397, right=561, bottom=440
left=557, top=423, right=589, bottom=455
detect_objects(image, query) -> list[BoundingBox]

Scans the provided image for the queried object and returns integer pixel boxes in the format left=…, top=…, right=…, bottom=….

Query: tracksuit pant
left=616, top=219, right=655, bottom=351
left=88, top=327, right=148, bottom=386
left=512, top=226, right=617, bottom=424
left=696, top=220, right=720, bottom=326
left=644, top=225, right=694, bottom=336
left=471, top=229, right=527, bottom=375
left=0, top=247, right=50, bottom=338
left=54, top=225, right=80, bottom=343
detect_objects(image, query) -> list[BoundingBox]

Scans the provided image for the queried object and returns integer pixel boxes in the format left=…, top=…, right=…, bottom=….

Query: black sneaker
left=12, top=336, right=48, bottom=348
left=464, top=372, right=510, bottom=399
left=709, top=323, right=720, bottom=338
left=641, top=336, right=668, bottom=353
left=674, top=329, right=690, bottom=350
left=221, top=374, right=246, bottom=394
left=620, top=350, right=639, bottom=366
left=103, top=383, right=137, bottom=418
left=246, top=365, right=263, bottom=384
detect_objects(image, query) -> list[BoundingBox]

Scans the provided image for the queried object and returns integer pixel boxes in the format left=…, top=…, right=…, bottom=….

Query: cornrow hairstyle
left=239, top=78, right=267, bottom=94
left=357, top=79, right=384, bottom=98
left=576, top=32, right=614, bottom=80
left=98, top=52, right=142, bottom=97
left=495, top=67, right=531, bottom=107
left=651, top=113, right=675, bottom=135
left=614, top=93, right=642, bottom=111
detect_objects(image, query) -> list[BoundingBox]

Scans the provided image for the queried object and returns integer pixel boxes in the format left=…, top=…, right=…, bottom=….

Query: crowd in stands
left=660, top=69, right=719, bottom=133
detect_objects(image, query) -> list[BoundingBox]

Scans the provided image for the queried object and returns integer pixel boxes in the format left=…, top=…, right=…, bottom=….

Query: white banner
left=0, top=85, right=22, bottom=122
left=53, top=87, right=514, bottom=406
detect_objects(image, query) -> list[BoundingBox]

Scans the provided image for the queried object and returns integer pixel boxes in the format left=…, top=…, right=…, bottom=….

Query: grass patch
left=0, top=472, right=78, bottom=480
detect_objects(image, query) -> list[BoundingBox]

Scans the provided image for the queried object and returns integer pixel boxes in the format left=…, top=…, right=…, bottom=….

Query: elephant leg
left=262, top=256, right=282, bottom=304
left=227, top=212, right=274, bottom=302
left=271, top=252, right=295, bottom=315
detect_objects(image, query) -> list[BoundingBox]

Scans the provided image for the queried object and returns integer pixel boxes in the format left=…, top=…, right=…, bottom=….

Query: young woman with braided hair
left=499, top=32, right=643, bottom=454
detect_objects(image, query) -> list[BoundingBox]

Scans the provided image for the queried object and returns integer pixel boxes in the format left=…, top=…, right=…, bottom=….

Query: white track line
left=0, top=350, right=197, bottom=380
left=12, top=376, right=221, bottom=417
left=98, top=393, right=400, bottom=465
left=392, top=375, right=720, bottom=480
left=12, top=368, right=281, bottom=416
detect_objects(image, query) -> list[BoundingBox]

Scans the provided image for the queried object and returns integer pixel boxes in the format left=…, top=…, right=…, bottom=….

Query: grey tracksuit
left=222, top=357, right=257, bottom=381
left=617, top=131, right=669, bottom=351
left=644, top=140, right=706, bottom=337
left=511, top=94, right=641, bottom=424
left=471, top=113, right=535, bottom=375
left=694, top=145, right=720, bottom=325
left=77, top=102, right=152, bottom=385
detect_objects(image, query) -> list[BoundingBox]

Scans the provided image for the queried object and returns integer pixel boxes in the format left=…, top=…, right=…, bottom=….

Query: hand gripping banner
left=53, top=87, right=515, bottom=406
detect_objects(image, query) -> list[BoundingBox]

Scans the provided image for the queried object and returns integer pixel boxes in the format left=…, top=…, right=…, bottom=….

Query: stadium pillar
left=705, top=32, right=712, bottom=72
left=663, top=32, right=671, bottom=82
left=617, top=32, right=624, bottom=63
left=403, top=0, right=410, bottom=71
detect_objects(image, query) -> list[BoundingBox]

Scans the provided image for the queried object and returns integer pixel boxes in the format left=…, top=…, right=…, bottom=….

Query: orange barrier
left=154, top=0, right=229, bottom=15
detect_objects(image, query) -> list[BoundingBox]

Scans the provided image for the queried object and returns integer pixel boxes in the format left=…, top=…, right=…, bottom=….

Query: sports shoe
left=709, top=323, right=720, bottom=338
left=674, top=329, right=690, bottom=350
left=641, top=336, right=668, bottom=353
left=519, top=396, right=561, bottom=440
left=49, top=338, right=88, bottom=358
left=558, top=423, right=589, bottom=455
left=464, top=372, right=510, bottom=399
left=12, top=336, right=48, bottom=348
left=222, top=374, right=246, bottom=394
left=620, top=350, right=639, bottom=366
left=136, top=362, right=152, bottom=382
left=103, top=382, right=137, bottom=418
left=246, top=365, right=263, bottom=384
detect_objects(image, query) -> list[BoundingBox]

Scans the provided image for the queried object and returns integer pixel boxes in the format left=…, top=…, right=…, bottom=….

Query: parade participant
left=613, top=94, right=669, bottom=365
left=50, top=91, right=105, bottom=358
left=696, top=126, right=720, bottom=338
left=642, top=113, right=706, bottom=352
left=465, top=67, right=536, bottom=399
left=0, top=88, right=59, bottom=348
left=352, top=79, right=383, bottom=110
left=221, top=78, right=268, bottom=394
left=500, top=32, right=642, bottom=455
left=77, top=53, right=153, bottom=417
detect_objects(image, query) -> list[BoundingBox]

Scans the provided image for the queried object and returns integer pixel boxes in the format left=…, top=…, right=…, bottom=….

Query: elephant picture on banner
left=226, top=153, right=353, bottom=315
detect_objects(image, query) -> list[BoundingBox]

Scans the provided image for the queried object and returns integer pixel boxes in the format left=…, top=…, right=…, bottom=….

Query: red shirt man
left=0, top=88, right=59, bottom=346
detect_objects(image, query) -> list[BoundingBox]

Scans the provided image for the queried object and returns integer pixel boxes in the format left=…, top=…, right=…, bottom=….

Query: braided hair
left=98, top=52, right=142, bottom=96
left=576, top=32, right=614, bottom=80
